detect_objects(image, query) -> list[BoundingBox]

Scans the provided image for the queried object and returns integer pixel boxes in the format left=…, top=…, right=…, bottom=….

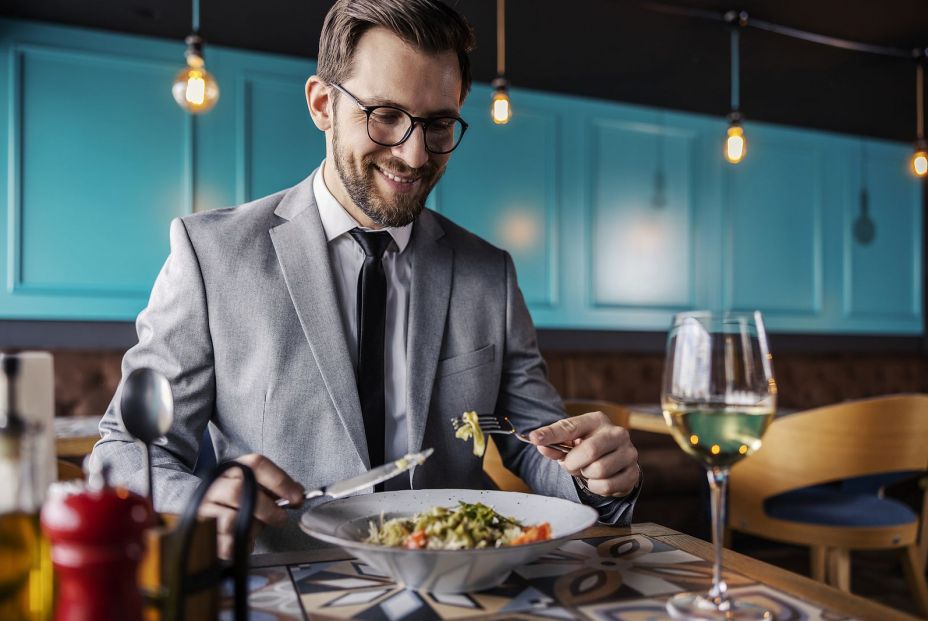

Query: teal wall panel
left=437, top=86, right=560, bottom=310
left=0, top=21, right=193, bottom=320
left=188, top=49, right=237, bottom=214
left=555, top=100, right=716, bottom=332
left=724, top=132, right=824, bottom=317
left=212, top=48, right=325, bottom=204
left=0, top=18, right=923, bottom=334
left=238, top=73, right=323, bottom=201
left=843, top=141, right=922, bottom=325
left=14, top=44, right=190, bottom=295
left=588, top=117, right=696, bottom=310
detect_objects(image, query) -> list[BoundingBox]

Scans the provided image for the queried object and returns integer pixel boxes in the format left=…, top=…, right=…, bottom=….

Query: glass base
left=666, top=591, right=772, bottom=620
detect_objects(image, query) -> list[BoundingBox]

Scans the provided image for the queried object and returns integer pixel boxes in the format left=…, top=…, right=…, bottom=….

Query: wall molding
left=841, top=146, right=923, bottom=322
left=586, top=116, right=698, bottom=312
left=2, top=320, right=923, bottom=355
left=510, top=104, right=560, bottom=310
left=0, top=320, right=138, bottom=350
left=6, top=42, right=193, bottom=299
left=537, top=328, right=926, bottom=355
left=723, top=137, right=825, bottom=317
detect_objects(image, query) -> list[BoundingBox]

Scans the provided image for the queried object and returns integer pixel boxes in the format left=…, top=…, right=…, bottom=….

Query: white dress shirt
left=312, top=162, right=412, bottom=468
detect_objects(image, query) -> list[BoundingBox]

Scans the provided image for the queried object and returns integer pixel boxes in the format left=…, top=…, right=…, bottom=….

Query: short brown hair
left=317, top=0, right=476, bottom=103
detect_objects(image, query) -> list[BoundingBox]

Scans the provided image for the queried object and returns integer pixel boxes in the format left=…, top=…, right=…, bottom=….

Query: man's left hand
left=529, top=411, right=640, bottom=498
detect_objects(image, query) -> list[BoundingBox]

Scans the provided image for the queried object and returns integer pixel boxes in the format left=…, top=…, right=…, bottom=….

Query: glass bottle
left=0, top=355, right=53, bottom=620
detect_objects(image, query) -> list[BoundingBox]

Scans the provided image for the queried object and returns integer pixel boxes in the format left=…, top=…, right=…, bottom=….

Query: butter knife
left=275, top=447, right=434, bottom=507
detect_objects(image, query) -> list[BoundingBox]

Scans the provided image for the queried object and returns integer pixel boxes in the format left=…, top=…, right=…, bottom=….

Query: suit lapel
left=269, top=171, right=368, bottom=468
left=406, top=210, right=453, bottom=457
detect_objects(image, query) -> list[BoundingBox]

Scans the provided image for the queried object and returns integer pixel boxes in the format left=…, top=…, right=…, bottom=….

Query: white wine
left=663, top=404, right=774, bottom=469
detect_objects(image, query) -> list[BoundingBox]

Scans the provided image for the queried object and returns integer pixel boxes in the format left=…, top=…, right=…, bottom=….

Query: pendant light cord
left=746, top=15, right=911, bottom=59
left=860, top=140, right=866, bottom=182
left=730, top=27, right=740, bottom=112
left=641, top=1, right=916, bottom=60
left=917, top=62, right=924, bottom=141
left=496, top=0, right=505, bottom=76
left=192, top=0, right=200, bottom=35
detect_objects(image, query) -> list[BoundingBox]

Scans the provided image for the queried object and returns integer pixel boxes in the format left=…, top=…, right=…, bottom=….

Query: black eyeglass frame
left=330, top=82, right=468, bottom=154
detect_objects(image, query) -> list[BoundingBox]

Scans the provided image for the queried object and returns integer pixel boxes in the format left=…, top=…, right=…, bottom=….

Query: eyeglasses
left=330, top=82, right=468, bottom=155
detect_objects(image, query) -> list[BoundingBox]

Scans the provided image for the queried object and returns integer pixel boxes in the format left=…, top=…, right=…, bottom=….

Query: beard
left=331, top=117, right=446, bottom=228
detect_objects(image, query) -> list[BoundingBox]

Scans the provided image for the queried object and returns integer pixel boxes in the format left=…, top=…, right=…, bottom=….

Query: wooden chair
left=57, top=458, right=84, bottom=481
left=727, top=394, right=928, bottom=616
left=483, top=400, right=631, bottom=492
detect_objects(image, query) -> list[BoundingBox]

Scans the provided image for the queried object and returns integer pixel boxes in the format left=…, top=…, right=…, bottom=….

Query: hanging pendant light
left=172, top=0, right=219, bottom=114
left=725, top=118, right=745, bottom=164
left=915, top=149, right=928, bottom=177
left=490, top=0, right=512, bottom=125
left=912, top=57, right=927, bottom=177
left=724, top=11, right=747, bottom=164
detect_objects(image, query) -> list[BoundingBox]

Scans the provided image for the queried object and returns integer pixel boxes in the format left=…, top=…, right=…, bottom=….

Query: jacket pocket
left=436, top=343, right=495, bottom=378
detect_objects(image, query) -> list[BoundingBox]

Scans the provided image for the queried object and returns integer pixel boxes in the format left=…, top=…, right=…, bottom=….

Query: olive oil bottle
left=0, top=355, right=53, bottom=620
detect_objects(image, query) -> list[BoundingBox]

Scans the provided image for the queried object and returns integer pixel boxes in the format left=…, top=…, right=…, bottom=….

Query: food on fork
left=364, top=501, right=552, bottom=549
left=452, top=410, right=486, bottom=457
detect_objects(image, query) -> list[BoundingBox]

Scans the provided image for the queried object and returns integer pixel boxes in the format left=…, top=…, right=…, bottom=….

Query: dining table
left=224, top=522, right=917, bottom=620
left=54, top=415, right=102, bottom=457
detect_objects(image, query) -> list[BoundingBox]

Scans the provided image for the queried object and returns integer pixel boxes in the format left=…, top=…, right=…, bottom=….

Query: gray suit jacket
left=93, top=170, right=633, bottom=552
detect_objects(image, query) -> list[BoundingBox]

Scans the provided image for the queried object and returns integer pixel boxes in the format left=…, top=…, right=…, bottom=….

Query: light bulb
left=173, top=36, right=219, bottom=114
left=172, top=64, right=219, bottom=113
left=913, top=149, right=928, bottom=177
left=491, top=89, right=512, bottom=125
left=725, top=124, right=746, bottom=164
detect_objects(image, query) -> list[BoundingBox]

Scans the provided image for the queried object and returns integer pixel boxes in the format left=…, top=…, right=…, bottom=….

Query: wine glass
left=661, top=311, right=776, bottom=620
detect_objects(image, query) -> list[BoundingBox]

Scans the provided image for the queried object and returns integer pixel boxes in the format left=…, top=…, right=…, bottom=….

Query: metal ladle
left=119, top=368, right=174, bottom=510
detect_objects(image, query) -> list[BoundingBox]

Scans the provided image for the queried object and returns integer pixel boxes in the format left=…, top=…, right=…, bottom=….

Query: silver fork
left=456, top=414, right=574, bottom=453
left=454, top=413, right=592, bottom=492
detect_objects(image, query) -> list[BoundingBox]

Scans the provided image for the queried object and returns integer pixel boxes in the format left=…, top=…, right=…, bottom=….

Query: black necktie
left=349, top=228, right=393, bottom=472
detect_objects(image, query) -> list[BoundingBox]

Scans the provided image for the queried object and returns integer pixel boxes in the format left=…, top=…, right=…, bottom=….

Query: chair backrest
left=730, top=393, right=928, bottom=500
left=483, top=438, right=531, bottom=493
left=483, top=400, right=631, bottom=492
left=57, top=459, right=84, bottom=481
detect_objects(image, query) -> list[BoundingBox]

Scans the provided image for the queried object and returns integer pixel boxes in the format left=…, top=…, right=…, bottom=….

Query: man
left=92, top=0, right=640, bottom=557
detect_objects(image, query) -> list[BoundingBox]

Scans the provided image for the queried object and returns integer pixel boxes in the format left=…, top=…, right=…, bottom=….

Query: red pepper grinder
left=40, top=460, right=152, bottom=621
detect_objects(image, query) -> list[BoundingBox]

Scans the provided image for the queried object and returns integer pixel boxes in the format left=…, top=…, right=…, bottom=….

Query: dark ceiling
left=3, top=1, right=927, bottom=142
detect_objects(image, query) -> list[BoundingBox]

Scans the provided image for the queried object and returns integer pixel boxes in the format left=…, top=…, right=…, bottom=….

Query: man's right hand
left=197, top=453, right=305, bottom=559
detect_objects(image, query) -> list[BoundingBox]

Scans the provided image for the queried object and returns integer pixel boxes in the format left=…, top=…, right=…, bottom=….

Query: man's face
left=330, top=27, right=462, bottom=228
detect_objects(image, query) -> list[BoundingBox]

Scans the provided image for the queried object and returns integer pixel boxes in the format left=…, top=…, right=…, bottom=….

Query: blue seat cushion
left=764, top=485, right=917, bottom=527
left=838, top=472, right=915, bottom=494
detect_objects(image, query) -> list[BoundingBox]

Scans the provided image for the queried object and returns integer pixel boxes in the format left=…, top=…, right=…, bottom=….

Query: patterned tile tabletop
left=221, top=534, right=857, bottom=620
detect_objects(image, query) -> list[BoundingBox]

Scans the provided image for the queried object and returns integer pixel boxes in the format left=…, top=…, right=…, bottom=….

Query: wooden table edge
left=653, top=532, right=921, bottom=621
left=56, top=436, right=98, bottom=457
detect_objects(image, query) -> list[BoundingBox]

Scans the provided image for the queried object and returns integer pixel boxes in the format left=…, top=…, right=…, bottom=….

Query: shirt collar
left=313, top=160, right=413, bottom=253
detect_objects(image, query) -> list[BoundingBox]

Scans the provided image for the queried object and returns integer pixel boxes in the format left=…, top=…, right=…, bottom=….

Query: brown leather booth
left=47, top=348, right=928, bottom=536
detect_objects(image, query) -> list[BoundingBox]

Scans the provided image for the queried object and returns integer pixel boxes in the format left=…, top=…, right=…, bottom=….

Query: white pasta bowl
left=299, top=488, right=598, bottom=593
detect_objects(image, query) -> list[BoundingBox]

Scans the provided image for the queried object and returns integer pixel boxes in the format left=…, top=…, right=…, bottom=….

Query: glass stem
left=707, top=466, right=730, bottom=604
